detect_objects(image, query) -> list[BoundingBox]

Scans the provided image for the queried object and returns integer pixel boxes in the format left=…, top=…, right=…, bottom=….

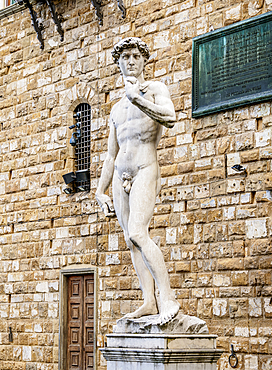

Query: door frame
left=59, top=265, right=98, bottom=370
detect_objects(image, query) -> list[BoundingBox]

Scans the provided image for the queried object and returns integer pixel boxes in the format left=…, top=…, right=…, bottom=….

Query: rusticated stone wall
left=0, top=0, right=271, bottom=369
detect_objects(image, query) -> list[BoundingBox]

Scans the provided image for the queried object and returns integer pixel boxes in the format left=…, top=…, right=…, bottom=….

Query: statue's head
left=112, top=37, right=150, bottom=65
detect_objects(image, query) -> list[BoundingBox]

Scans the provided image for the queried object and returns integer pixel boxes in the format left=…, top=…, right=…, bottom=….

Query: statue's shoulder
left=143, top=80, right=169, bottom=95
left=110, top=96, right=126, bottom=125
left=111, top=96, right=125, bottom=112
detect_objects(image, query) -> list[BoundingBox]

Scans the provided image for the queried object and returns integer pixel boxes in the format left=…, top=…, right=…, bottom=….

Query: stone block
left=180, top=212, right=195, bottom=225
left=235, top=133, right=254, bottom=151
left=236, top=206, right=257, bottom=220
left=224, top=4, right=242, bottom=25
left=188, top=167, right=206, bottom=182
left=217, top=258, right=244, bottom=270
left=203, top=224, right=216, bottom=242
left=208, top=169, right=225, bottom=182
left=177, top=186, right=194, bottom=200
left=240, top=149, right=259, bottom=163
left=255, top=190, right=272, bottom=202
left=161, top=164, right=177, bottom=177
left=154, top=215, right=170, bottom=228
left=119, top=277, right=131, bottom=290
left=231, top=271, right=248, bottom=286
left=108, top=234, right=119, bottom=251
left=259, top=256, right=272, bottom=269
left=217, top=136, right=234, bottom=156
left=255, top=129, right=271, bottom=147
left=207, top=209, right=222, bottom=222
left=246, top=219, right=267, bottom=239
left=228, top=221, right=245, bottom=237
left=260, top=146, right=272, bottom=159
left=263, top=173, right=272, bottom=189
left=177, top=161, right=194, bottom=174
left=227, top=178, right=245, bottom=193
left=194, top=184, right=209, bottom=199
left=248, top=298, right=262, bottom=317
left=244, top=355, right=258, bottom=370
left=233, top=240, right=245, bottom=257
left=200, top=198, right=216, bottom=209
left=166, top=228, right=177, bottom=244
left=176, top=261, right=191, bottom=272
left=213, top=299, right=228, bottom=317
left=213, top=274, right=230, bottom=287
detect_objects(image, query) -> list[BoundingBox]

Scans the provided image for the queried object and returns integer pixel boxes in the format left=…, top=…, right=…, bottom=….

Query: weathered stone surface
left=113, top=311, right=209, bottom=334
left=102, top=331, right=223, bottom=369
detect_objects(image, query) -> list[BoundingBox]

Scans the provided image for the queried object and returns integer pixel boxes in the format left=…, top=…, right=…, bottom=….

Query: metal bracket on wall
left=90, top=0, right=103, bottom=25
left=8, top=327, right=13, bottom=342
left=90, top=0, right=126, bottom=25
left=15, top=0, right=64, bottom=49
left=229, top=345, right=238, bottom=368
left=44, top=0, right=64, bottom=41
left=117, top=0, right=126, bottom=18
left=15, top=0, right=44, bottom=49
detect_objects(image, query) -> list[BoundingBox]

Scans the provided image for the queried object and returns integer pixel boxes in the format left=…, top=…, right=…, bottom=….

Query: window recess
left=63, top=103, right=91, bottom=194
left=74, top=103, right=91, bottom=193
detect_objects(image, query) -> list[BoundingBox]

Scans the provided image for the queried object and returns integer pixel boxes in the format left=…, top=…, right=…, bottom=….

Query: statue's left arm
left=125, top=77, right=176, bottom=128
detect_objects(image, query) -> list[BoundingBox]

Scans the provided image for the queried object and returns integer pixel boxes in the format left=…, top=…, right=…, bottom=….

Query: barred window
left=73, top=103, right=91, bottom=192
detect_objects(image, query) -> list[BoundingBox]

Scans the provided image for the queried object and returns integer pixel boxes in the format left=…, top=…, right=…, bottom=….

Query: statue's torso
left=111, top=85, right=162, bottom=180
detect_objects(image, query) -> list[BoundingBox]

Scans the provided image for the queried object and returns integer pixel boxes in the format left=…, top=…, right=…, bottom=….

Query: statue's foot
left=122, top=302, right=158, bottom=320
left=156, top=299, right=180, bottom=325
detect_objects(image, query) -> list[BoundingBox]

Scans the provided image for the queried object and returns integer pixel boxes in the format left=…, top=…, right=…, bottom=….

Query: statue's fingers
left=102, top=204, right=108, bottom=215
left=107, top=201, right=115, bottom=212
left=107, top=211, right=115, bottom=218
left=102, top=202, right=115, bottom=217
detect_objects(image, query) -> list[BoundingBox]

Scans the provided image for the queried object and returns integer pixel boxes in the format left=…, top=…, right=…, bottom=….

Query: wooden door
left=68, top=275, right=95, bottom=370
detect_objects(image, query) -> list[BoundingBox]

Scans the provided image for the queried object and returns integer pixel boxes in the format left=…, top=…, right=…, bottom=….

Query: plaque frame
left=192, top=11, right=272, bottom=118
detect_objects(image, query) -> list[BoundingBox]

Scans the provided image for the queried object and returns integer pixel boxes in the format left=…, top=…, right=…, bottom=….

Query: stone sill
left=100, top=347, right=224, bottom=364
left=0, top=1, right=36, bottom=20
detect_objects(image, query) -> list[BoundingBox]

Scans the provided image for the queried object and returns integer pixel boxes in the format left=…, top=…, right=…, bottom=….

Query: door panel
left=68, top=277, right=83, bottom=370
left=84, top=276, right=94, bottom=370
left=67, top=275, right=94, bottom=370
left=85, top=352, right=94, bottom=370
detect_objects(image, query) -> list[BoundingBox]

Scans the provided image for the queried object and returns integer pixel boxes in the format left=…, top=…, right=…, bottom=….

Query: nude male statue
left=95, top=37, right=180, bottom=324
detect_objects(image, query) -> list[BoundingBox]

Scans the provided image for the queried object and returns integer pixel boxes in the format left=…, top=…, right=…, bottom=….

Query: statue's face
left=118, top=47, right=145, bottom=78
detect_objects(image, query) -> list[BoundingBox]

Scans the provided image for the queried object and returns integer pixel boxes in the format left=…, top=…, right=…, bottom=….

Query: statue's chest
left=113, top=93, right=154, bottom=127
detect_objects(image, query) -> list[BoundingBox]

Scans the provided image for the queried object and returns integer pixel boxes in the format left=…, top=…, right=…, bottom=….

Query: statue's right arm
left=95, top=116, right=119, bottom=217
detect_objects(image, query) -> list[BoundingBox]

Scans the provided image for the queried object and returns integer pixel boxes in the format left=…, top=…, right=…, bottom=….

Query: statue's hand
left=95, top=192, right=115, bottom=217
left=124, top=76, right=140, bottom=102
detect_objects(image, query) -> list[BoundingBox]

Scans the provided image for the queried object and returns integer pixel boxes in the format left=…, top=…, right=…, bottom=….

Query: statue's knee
left=128, top=231, right=142, bottom=248
left=124, top=233, right=133, bottom=248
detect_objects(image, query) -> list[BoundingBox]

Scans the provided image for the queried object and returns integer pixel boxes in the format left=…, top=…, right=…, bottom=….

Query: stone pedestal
left=100, top=313, right=223, bottom=370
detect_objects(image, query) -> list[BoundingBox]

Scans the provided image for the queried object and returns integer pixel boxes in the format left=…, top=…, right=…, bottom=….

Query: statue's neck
left=136, top=73, right=145, bottom=84
left=123, top=72, right=145, bottom=84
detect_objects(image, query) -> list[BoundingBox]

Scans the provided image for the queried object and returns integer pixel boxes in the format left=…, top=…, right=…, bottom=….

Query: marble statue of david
left=95, top=37, right=180, bottom=324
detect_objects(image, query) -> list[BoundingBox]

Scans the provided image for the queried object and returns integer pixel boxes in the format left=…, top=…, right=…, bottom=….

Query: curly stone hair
left=112, top=37, right=150, bottom=64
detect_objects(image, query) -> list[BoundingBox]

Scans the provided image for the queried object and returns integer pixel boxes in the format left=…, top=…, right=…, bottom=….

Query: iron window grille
left=74, top=103, right=91, bottom=192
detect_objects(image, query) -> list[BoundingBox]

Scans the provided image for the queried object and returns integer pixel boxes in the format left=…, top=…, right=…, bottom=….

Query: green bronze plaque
left=192, top=12, right=272, bottom=118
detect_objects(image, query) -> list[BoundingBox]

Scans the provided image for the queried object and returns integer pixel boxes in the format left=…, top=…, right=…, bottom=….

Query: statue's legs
left=113, top=164, right=180, bottom=324
left=126, top=164, right=180, bottom=323
left=112, top=171, right=158, bottom=318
